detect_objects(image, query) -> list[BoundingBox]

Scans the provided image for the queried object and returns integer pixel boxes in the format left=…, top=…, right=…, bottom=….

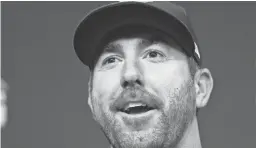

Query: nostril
left=135, top=79, right=142, bottom=86
left=122, top=79, right=142, bottom=88
left=122, top=81, right=129, bottom=88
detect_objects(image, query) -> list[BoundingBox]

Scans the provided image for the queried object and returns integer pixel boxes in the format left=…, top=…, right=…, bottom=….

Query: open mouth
left=119, top=102, right=155, bottom=114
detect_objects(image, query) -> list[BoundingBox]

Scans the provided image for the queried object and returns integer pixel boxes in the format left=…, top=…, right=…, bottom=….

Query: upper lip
left=110, top=87, right=163, bottom=113
left=115, top=99, right=159, bottom=112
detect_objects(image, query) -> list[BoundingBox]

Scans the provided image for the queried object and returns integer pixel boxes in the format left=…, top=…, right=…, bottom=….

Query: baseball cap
left=73, top=1, right=201, bottom=68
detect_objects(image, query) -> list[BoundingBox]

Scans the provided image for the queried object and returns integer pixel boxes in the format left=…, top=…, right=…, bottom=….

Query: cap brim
left=73, top=2, right=195, bottom=67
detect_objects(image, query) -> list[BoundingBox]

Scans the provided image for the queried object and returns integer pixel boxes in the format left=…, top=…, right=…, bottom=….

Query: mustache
left=110, top=85, right=164, bottom=111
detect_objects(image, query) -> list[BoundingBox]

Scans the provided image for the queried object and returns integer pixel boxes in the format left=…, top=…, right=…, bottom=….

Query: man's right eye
left=102, top=57, right=121, bottom=66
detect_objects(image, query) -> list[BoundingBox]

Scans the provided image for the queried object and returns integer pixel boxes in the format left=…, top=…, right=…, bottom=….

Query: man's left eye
left=144, top=50, right=165, bottom=59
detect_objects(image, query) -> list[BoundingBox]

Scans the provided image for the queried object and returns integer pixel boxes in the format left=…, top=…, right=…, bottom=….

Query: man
left=73, top=1, right=213, bottom=148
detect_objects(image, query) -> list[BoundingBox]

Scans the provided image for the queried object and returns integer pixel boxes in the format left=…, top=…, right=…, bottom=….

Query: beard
left=90, top=78, right=197, bottom=148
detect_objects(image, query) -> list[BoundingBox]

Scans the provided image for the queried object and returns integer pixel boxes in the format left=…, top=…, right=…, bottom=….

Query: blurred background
left=1, top=2, right=256, bottom=148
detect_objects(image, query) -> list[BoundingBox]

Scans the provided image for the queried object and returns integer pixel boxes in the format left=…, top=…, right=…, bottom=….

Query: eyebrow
left=137, top=35, right=172, bottom=51
left=103, top=43, right=123, bottom=54
left=103, top=39, right=155, bottom=54
left=137, top=38, right=154, bottom=49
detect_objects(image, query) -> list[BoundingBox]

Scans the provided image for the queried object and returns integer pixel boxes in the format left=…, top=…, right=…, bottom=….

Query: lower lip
left=116, top=110, right=159, bottom=130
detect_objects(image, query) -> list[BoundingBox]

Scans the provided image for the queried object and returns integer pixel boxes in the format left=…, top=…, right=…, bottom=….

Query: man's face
left=89, top=32, right=197, bottom=148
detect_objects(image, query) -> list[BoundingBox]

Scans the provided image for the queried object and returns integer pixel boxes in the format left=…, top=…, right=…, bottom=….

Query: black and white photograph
left=1, top=1, right=256, bottom=148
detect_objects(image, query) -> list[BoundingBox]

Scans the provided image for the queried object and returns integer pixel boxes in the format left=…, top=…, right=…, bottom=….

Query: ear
left=194, top=68, right=214, bottom=108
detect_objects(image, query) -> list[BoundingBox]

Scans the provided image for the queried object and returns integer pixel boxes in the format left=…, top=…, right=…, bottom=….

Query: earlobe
left=194, top=68, right=214, bottom=108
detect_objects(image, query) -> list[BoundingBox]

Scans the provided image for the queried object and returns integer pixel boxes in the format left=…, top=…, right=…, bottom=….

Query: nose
left=120, top=60, right=144, bottom=88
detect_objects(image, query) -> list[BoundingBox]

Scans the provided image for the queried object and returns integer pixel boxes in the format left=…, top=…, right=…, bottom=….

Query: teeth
left=124, top=103, right=146, bottom=110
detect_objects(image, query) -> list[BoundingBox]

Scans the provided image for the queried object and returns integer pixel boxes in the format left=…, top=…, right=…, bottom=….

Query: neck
left=176, top=117, right=202, bottom=148
left=110, top=118, right=202, bottom=148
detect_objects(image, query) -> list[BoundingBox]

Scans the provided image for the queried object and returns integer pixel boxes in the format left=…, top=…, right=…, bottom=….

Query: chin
left=104, top=112, right=169, bottom=148
left=100, top=109, right=192, bottom=148
left=111, top=128, right=165, bottom=148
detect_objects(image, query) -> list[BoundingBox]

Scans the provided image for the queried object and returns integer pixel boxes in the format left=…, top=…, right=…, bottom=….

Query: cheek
left=142, top=61, right=191, bottom=104
left=92, top=69, right=121, bottom=108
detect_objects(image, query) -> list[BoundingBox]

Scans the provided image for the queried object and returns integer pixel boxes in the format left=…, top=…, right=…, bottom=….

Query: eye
left=148, top=51, right=160, bottom=58
left=145, top=50, right=164, bottom=58
left=143, top=50, right=166, bottom=62
left=102, top=56, right=122, bottom=66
